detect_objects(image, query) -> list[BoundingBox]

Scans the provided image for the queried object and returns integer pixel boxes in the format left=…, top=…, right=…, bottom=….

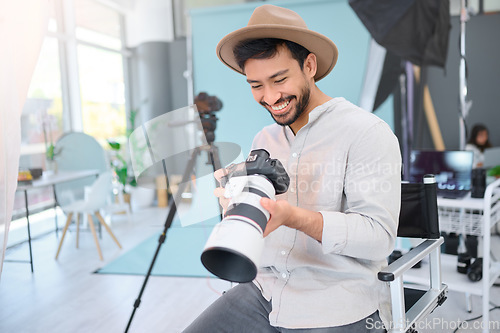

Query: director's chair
left=378, top=175, right=448, bottom=332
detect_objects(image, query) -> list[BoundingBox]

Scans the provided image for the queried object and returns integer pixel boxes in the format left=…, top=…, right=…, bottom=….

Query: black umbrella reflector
left=350, top=0, right=451, bottom=68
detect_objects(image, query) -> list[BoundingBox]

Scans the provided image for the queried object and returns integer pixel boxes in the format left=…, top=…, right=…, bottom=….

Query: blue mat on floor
left=95, top=217, right=220, bottom=278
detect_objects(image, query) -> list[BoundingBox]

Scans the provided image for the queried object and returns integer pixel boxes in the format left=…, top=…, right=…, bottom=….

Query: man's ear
left=303, top=53, right=318, bottom=80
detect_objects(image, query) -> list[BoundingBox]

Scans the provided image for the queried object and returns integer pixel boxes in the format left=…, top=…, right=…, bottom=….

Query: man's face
left=243, top=46, right=314, bottom=127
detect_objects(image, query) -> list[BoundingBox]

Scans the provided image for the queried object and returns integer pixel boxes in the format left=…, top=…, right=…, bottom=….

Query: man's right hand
left=213, top=168, right=230, bottom=215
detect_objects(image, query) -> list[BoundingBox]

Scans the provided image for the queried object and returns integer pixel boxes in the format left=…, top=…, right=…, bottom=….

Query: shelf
left=438, top=204, right=500, bottom=237
left=438, top=196, right=485, bottom=210
left=403, top=254, right=500, bottom=296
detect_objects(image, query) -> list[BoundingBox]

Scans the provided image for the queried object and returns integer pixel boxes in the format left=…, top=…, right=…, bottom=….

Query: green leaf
left=116, top=167, right=128, bottom=186
left=129, top=177, right=137, bottom=187
left=107, top=140, right=121, bottom=150
left=487, top=165, right=500, bottom=177
left=46, top=144, right=55, bottom=160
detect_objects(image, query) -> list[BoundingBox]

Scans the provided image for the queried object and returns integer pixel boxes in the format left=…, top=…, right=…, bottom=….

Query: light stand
left=124, top=143, right=222, bottom=333
left=124, top=94, right=224, bottom=332
left=459, top=0, right=473, bottom=150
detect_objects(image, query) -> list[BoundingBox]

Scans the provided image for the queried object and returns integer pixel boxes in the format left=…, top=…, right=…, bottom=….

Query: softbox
left=349, top=0, right=451, bottom=68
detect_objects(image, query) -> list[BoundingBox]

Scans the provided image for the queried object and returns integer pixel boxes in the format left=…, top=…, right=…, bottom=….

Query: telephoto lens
left=201, top=149, right=289, bottom=283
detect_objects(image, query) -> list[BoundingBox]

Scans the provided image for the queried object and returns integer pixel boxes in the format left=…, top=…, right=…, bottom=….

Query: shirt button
left=281, top=273, right=287, bottom=279
left=281, top=250, right=286, bottom=255
left=292, top=152, right=298, bottom=158
left=290, top=188, right=295, bottom=193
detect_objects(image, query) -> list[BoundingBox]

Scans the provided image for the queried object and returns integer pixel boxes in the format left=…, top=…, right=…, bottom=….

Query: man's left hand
left=260, top=198, right=295, bottom=237
left=260, top=198, right=324, bottom=241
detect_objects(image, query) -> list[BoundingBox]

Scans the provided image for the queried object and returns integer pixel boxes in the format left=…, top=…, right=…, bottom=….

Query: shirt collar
left=283, top=97, right=344, bottom=139
left=308, top=97, right=344, bottom=123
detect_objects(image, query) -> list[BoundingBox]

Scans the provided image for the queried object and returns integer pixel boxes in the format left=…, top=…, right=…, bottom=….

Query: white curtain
left=0, top=0, right=51, bottom=278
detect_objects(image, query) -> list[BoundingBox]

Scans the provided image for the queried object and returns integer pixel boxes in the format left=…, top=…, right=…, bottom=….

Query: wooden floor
left=0, top=207, right=231, bottom=333
left=1, top=206, right=500, bottom=333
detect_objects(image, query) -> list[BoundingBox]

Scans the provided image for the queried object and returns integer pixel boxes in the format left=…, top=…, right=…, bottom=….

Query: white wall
left=125, top=0, right=175, bottom=47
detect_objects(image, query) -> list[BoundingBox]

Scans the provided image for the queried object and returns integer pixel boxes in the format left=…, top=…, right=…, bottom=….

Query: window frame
left=30, top=0, right=131, bottom=141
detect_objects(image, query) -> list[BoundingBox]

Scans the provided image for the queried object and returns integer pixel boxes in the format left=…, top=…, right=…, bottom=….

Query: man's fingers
left=214, top=187, right=225, bottom=197
left=260, top=197, right=275, bottom=212
left=214, top=187, right=229, bottom=214
left=213, top=168, right=227, bottom=182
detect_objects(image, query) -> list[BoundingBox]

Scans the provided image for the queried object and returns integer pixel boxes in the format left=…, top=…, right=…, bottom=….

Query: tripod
left=124, top=143, right=223, bottom=333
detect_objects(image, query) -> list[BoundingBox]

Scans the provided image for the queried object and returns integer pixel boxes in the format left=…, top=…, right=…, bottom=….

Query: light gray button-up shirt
left=251, top=97, right=401, bottom=328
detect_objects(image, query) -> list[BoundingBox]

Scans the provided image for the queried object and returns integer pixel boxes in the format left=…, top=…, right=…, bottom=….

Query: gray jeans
left=183, top=282, right=386, bottom=333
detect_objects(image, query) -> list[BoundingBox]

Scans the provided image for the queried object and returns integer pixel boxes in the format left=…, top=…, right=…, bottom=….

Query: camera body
left=194, top=92, right=223, bottom=144
left=194, top=92, right=223, bottom=114
left=201, top=149, right=289, bottom=283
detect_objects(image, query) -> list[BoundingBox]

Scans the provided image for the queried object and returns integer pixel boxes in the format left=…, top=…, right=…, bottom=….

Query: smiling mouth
left=269, top=98, right=292, bottom=115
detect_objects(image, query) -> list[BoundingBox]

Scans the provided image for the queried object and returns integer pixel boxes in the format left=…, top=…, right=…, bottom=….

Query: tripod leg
left=208, top=144, right=222, bottom=171
left=125, top=147, right=201, bottom=333
left=208, top=144, right=224, bottom=219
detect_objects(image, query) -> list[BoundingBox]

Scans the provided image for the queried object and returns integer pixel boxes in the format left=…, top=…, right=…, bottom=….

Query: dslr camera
left=201, top=149, right=289, bottom=283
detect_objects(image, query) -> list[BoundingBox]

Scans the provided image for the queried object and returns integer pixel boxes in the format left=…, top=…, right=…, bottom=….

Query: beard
left=261, top=81, right=311, bottom=127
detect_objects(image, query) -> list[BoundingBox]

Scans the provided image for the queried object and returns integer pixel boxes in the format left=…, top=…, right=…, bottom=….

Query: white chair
left=104, top=180, right=132, bottom=222
left=54, top=132, right=109, bottom=209
left=55, top=171, right=122, bottom=260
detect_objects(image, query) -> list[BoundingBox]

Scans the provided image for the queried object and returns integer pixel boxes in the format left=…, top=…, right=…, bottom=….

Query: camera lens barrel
left=201, top=175, right=276, bottom=283
left=224, top=175, right=274, bottom=232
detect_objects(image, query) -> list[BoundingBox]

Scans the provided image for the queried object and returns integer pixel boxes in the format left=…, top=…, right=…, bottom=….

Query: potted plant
left=107, top=139, right=132, bottom=203
left=107, top=108, right=141, bottom=192
left=127, top=108, right=158, bottom=210
left=43, top=121, right=60, bottom=173
left=488, top=165, right=500, bottom=179
left=108, top=106, right=155, bottom=211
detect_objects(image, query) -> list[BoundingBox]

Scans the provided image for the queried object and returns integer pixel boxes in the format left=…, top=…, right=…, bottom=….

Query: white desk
left=10, top=169, right=100, bottom=272
left=404, top=178, right=500, bottom=333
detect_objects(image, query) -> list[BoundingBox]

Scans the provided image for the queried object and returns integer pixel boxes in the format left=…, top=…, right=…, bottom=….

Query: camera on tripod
left=194, top=92, right=223, bottom=144
left=201, top=149, right=290, bottom=283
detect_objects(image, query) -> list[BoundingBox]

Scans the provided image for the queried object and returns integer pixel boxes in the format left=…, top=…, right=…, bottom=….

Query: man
left=184, top=5, right=401, bottom=332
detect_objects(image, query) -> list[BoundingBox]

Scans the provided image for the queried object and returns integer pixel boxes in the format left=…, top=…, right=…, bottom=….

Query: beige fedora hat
left=216, top=4, right=338, bottom=81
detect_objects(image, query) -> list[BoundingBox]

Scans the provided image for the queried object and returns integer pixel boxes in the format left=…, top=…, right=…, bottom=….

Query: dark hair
left=233, top=38, right=311, bottom=72
left=468, top=123, right=492, bottom=151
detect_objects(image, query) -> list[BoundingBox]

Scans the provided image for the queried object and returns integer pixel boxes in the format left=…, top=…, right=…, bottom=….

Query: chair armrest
left=378, top=237, right=444, bottom=282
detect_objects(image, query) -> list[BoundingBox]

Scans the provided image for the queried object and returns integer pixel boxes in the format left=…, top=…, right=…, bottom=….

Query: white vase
left=130, top=186, right=155, bottom=212
left=46, top=159, right=58, bottom=174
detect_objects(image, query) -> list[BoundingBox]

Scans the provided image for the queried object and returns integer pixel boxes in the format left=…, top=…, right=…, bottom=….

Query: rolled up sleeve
left=321, top=122, right=401, bottom=261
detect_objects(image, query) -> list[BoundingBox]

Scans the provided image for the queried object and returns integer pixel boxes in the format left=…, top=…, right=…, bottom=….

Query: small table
left=10, top=169, right=100, bottom=272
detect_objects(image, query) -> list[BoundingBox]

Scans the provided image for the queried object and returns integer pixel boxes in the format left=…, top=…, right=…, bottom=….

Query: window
left=75, top=0, right=127, bottom=144
left=14, top=0, right=128, bottom=219
left=78, top=44, right=126, bottom=142
left=75, top=0, right=122, bottom=50
left=20, top=37, right=64, bottom=170
left=19, top=0, right=128, bottom=170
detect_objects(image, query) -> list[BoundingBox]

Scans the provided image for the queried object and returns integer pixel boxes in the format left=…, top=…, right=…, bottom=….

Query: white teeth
left=271, top=100, right=289, bottom=111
